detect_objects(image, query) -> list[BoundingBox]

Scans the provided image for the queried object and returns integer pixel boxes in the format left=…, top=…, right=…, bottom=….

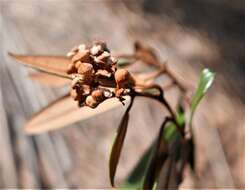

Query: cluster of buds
left=66, top=41, right=135, bottom=108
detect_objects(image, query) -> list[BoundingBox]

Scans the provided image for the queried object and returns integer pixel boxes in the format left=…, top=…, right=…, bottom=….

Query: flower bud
left=78, top=44, right=87, bottom=52
left=77, top=63, right=94, bottom=77
left=90, top=45, right=103, bottom=56
left=97, top=51, right=110, bottom=62
left=114, top=69, right=135, bottom=88
left=67, top=63, right=77, bottom=74
left=91, top=89, right=105, bottom=102
left=66, top=51, right=76, bottom=58
left=110, top=56, right=118, bottom=65
left=75, top=61, right=82, bottom=69
left=85, top=95, right=99, bottom=108
left=72, top=50, right=90, bottom=63
left=71, top=75, right=84, bottom=88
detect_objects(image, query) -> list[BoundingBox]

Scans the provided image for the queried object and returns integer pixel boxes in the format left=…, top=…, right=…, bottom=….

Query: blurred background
left=0, top=0, right=244, bottom=188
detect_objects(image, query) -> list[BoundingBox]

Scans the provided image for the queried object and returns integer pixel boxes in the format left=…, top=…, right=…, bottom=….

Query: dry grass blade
left=109, top=96, right=134, bottom=187
left=143, top=117, right=170, bottom=190
left=25, top=94, right=130, bottom=135
left=30, top=72, right=70, bottom=87
left=8, top=53, right=71, bottom=78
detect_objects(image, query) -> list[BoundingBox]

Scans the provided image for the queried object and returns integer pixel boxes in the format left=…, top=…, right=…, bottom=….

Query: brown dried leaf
left=25, top=94, right=130, bottom=135
left=134, top=41, right=161, bottom=67
left=8, top=53, right=70, bottom=77
left=30, top=72, right=70, bottom=87
left=109, top=96, right=134, bottom=187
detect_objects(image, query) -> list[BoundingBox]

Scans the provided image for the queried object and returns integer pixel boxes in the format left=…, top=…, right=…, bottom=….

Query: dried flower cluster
left=9, top=39, right=215, bottom=190
left=66, top=41, right=135, bottom=108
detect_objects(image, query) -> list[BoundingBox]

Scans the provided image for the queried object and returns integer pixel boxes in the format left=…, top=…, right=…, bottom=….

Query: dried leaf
left=109, top=96, right=134, bottom=187
left=30, top=72, right=70, bottom=87
left=143, top=117, right=171, bottom=190
left=25, top=94, right=130, bottom=135
left=8, top=53, right=71, bottom=78
left=134, top=41, right=161, bottom=67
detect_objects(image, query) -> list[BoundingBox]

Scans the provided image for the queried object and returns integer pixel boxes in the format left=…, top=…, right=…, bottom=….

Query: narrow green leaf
left=121, top=141, right=155, bottom=189
left=143, top=118, right=171, bottom=190
left=190, top=68, right=215, bottom=124
left=109, top=96, right=134, bottom=187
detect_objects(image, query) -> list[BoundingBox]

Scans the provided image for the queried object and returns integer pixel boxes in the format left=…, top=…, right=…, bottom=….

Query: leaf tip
left=8, top=52, right=15, bottom=58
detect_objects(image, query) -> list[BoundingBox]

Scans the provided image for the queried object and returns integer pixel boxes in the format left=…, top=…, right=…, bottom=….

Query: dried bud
left=115, top=88, right=124, bottom=97
left=67, top=63, right=77, bottom=74
left=85, top=95, right=99, bottom=108
left=81, top=85, right=91, bottom=95
left=78, top=44, right=87, bottom=52
left=115, top=69, right=135, bottom=88
left=91, top=89, right=105, bottom=102
left=90, top=45, right=103, bottom=56
left=77, top=63, right=94, bottom=76
left=103, top=89, right=113, bottom=98
left=75, top=61, right=82, bottom=69
left=96, top=69, right=111, bottom=77
left=72, top=50, right=90, bottom=63
left=97, top=51, right=110, bottom=62
left=110, top=56, right=118, bottom=64
left=67, top=51, right=76, bottom=58
left=71, top=77, right=82, bottom=89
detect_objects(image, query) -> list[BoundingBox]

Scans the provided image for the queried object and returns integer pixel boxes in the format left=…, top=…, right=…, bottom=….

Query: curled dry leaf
left=8, top=53, right=71, bottom=78
left=134, top=41, right=161, bottom=67
left=25, top=94, right=130, bottom=135
left=109, top=96, right=134, bottom=187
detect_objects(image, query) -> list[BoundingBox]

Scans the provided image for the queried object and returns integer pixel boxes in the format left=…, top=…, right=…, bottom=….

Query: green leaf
left=109, top=96, right=134, bottom=187
left=143, top=118, right=170, bottom=190
left=163, top=106, right=185, bottom=141
left=117, top=58, right=132, bottom=68
left=190, top=68, right=215, bottom=124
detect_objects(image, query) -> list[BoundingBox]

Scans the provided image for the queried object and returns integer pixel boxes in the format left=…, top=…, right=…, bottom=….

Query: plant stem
left=134, top=87, right=185, bottom=138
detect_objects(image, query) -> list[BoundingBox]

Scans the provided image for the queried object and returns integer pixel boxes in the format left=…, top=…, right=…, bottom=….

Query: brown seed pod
left=114, top=69, right=135, bottom=88
left=85, top=95, right=99, bottom=108
left=91, top=89, right=105, bottom=102
left=72, top=49, right=90, bottom=63
left=67, top=63, right=77, bottom=74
